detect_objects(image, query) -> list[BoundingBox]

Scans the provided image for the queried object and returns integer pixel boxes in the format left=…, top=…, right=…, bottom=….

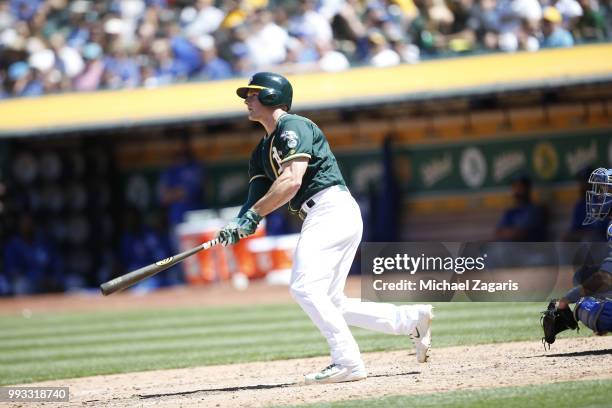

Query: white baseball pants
left=289, top=186, right=422, bottom=368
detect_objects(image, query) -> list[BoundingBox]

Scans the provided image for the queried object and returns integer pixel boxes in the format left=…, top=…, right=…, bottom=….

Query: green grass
left=277, top=379, right=612, bottom=408
left=0, top=302, right=585, bottom=385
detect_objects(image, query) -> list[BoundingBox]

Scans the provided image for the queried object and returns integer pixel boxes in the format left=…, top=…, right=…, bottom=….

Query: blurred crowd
left=0, top=0, right=610, bottom=98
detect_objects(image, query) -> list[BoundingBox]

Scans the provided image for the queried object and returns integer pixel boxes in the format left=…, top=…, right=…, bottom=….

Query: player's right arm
left=250, top=118, right=313, bottom=216
left=219, top=158, right=307, bottom=246
left=251, top=158, right=308, bottom=217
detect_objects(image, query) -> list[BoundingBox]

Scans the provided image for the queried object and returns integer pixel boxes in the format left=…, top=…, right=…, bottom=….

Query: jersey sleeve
left=275, top=119, right=313, bottom=165
left=238, top=176, right=272, bottom=218
left=248, top=141, right=267, bottom=183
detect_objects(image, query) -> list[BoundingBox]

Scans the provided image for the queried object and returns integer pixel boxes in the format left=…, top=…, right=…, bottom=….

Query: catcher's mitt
left=540, top=299, right=579, bottom=349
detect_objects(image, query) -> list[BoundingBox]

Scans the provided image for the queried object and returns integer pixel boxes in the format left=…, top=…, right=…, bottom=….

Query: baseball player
left=217, top=72, right=433, bottom=384
left=557, top=168, right=612, bottom=335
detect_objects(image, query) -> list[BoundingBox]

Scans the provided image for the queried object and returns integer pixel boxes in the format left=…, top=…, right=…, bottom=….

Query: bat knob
left=100, top=282, right=115, bottom=296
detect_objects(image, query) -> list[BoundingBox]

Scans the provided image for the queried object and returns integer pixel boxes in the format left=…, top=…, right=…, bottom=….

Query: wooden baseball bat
left=100, top=238, right=220, bottom=296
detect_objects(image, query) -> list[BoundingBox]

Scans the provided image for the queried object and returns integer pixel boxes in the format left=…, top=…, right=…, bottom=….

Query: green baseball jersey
left=248, top=113, right=346, bottom=215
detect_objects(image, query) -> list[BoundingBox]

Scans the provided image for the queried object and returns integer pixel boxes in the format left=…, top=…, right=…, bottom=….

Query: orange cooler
left=177, top=219, right=266, bottom=284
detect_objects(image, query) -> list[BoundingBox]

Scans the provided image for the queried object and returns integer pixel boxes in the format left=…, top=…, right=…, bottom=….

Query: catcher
left=542, top=168, right=612, bottom=347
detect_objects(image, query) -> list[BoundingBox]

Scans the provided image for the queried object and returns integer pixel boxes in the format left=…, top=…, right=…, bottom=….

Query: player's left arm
left=252, top=158, right=308, bottom=217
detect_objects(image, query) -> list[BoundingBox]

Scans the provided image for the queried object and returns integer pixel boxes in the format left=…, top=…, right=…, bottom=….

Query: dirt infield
left=9, top=336, right=612, bottom=408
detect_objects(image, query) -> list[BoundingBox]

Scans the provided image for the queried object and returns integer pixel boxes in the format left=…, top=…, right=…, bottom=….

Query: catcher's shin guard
left=575, top=297, right=612, bottom=334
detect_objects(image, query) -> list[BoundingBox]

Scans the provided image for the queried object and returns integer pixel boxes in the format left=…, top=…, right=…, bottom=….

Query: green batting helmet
left=236, top=72, right=293, bottom=110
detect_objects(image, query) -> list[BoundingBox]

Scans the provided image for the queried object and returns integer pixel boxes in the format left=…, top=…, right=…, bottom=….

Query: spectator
left=517, top=15, right=541, bottom=51
left=73, top=42, right=105, bottom=91
left=362, top=3, right=391, bottom=34
left=289, top=0, right=334, bottom=45
left=332, top=0, right=367, bottom=59
left=316, top=39, right=351, bottom=72
left=439, top=0, right=480, bottom=52
left=157, top=136, right=206, bottom=285
left=246, top=8, right=288, bottom=70
left=102, top=15, right=130, bottom=48
left=3, top=213, right=64, bottom=294
left=319, top=0, right=348, bottom=22
left=168, top=22, right=202, bottom=76
left=0, top=1, right=16, bottom=31
left=367, top=31, right=401, bottom=67
left=158, top=136, right=206, bottom=232
left=118, top=207, right=167, bottom=292
left=391, top=35, right=421, bottom=63
left=193, top=34, right=233, bottom=80
left=283, top=28, right=325, bottom=70
left=65, top=2, right=91, bottom=48
left=280, top=36, right=348, bottom=74
left=35, top=0, right=71, bottom=39
left=102, top=41, right=140, bottom=89
left=227, top=25, right=255, bottom=76
left=49, top=32, right=84, bottom=81
left=117, top=0, right=146, bottom=46
left=540, top=6, right=575, bottom=47
left=0, top=72, right=8, bottom=99
left=150, top=38, right=189, bottom=85
left=547, top=0, right=583, bottom=26
left=219, top=0, right=249, bottom=30
left=149, top=207, right=183, bottom=286
left=495, top=0, right=542, bottom=51
left=467, top=0, right=502, bottom=51
left=8, top=61, right=44, bottom=97
left=183, top=0, right=224, bottom=38
left=409, top=0, right=454, bottom=55
left=140, top=56, right=160, bottom=88
left=11, top=0, right=43, bottom=23
left=494, top=175, right=548, bottom=241
left=573, top=0, right=609, bottom=41
left=27, top=39, right=61, bottom=90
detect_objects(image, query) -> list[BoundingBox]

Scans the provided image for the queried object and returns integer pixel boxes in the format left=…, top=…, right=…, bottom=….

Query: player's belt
left=298, top=185, right=348, bottom=220
left=298, top=199, right=316, bottom=220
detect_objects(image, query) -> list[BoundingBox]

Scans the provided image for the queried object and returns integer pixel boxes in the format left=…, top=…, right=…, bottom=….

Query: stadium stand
left=1, top=0, right=611, bottom=98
